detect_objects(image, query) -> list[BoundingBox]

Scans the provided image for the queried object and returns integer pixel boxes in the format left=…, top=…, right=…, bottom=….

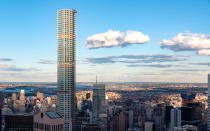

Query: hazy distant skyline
left=0, top=0, right=210, bottom=83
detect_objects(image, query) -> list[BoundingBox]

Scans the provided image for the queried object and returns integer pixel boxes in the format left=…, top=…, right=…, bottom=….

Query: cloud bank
left=86, top=30, right=150, bottom=49
left=160, top=33, right=210, bottom=56
left=0, top=57, right=13, bottom=62
left=0, top=63, right=37, bottom=71
left=38, top=59, right=56, bottom=64
left=192, top=62, right=210, bottom=67
left=87, top=54, right=189, bottom=64
left=127, top=64, right=173, bottom=68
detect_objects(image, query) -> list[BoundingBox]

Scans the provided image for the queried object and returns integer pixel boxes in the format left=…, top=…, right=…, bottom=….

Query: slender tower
left=57, top=9, right=77, bottom=131
left=92, top=77, right=107, bottom=131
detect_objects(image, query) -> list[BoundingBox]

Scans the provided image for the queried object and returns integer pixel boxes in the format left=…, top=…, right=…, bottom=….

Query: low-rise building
left=33, top=112, right=64, bottom=131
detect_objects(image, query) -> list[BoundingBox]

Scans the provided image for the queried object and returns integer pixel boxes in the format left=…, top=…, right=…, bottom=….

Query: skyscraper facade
left=128, top=110, right=133, bottom=129
left=57, top=9, right=77, bottom=131
left=170, top=108, right=181, bottom=130
left=92, top=83, right=106, bottom=122
left=92, top=82, right=107, bottom=130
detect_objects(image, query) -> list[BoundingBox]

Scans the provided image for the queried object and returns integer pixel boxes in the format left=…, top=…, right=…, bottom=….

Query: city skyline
left=0, top=0, right=210, bottom=83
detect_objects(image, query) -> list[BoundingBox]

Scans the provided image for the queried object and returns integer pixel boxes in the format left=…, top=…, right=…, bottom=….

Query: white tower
left=170, top=108, right=181, bottom=130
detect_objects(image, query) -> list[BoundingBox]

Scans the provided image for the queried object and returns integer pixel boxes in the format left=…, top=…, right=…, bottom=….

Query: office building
left=181, top=102, right=203, bottom=126
left=12, top=93, right=17, bottom=101
left=57, top=9, right=77, bottom=131
left=92, top=81, right=107, bottom=131
left=129, top=110, right=133, bottom=129
left=20, top=90, right=25, bottom=104
left=165, top=105, right=173, bottom=128
left=37, top=92, right=44, bottom=103
left=144, top=121, right=154, bottom=131
left=92, top=82, right=106, bottom=122
left=81, top=124, right=101, bottom=131
left=0, top=91, right=3, bottom=131
left=111, top=111, right=129, bottom=131
left=154, top=104, right=164, bottom=131
left=170, top=108, right=181, bottom=130
left=34, top=112, right=64, bottom=131
left=4, top=114, right=33, bottom=131
left=13, top=90, right=25, bottom=113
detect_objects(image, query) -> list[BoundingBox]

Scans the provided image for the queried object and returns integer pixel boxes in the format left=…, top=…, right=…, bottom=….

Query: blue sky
left=0, top=0, right=210, bottom=82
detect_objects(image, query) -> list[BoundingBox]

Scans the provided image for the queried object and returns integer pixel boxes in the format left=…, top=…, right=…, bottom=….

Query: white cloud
left=160, top=33, right=210, bottom=56
left=86, top=30, right=150, bottom=49
left=38, top=59, right=56, bottom=64
left=197, top=49, right=210, bottom=56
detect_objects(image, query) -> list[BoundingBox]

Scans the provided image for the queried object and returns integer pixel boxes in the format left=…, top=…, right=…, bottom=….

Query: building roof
left=45, top=112, right=62, bottom=119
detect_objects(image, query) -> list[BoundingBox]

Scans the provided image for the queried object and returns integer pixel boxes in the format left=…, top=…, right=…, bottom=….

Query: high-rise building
left=37, top=92, right=44, bottom=103
left=144, top=121, right=154, bottom=131
left=92, top=82, right=106, bottom=122
left=57, top=9, right=77, bottom=131
left=5, top=114, right=33, bottom=131
left=20, top=90, right=25, bottom=104
left=128, top=110, right=133, bottom=129
left=208, top=74, right=210, bottom=131
left=112, top=111, right=129, bottom=131
left=12, top=93, right=17, bottom=101
left=165, top=105, right=173, bottom=128
left=19, top=90, right=25, bottom=113
left=170, top=108, right=181, bottom=130
left=92, top=81, right=107, bottom=131
left=153, top=104, right=164, bottom=131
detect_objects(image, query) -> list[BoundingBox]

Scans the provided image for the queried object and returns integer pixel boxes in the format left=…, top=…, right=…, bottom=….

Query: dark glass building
left=5, top=114, right=33, bottom=131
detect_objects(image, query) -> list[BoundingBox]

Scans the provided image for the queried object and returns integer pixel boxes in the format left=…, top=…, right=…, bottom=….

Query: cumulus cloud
left=0, top=57, right=13, bottom=62
left=160, top=33, right=210, bottom=56
left=87, top=54, right=189, bottom=64
left=86, top=30, right=150, bottom=49
left=38, top=59, right=56, bottom=64
left=0, top=63, right=37, bottom=71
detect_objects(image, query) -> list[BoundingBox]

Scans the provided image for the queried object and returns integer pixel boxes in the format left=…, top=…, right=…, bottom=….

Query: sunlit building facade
left=57, top=9, right=77, bottom=131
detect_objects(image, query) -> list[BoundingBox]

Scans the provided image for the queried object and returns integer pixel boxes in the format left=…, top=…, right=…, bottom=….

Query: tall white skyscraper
left=170, top=108, right=181, bottom=130
left=57, top=9, right=77, bottom=131
left=208, top=74, right=210, bottom=131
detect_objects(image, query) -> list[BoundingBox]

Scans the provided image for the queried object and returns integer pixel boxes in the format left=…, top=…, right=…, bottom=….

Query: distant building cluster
left=0, top=80, right=208, bottom=131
